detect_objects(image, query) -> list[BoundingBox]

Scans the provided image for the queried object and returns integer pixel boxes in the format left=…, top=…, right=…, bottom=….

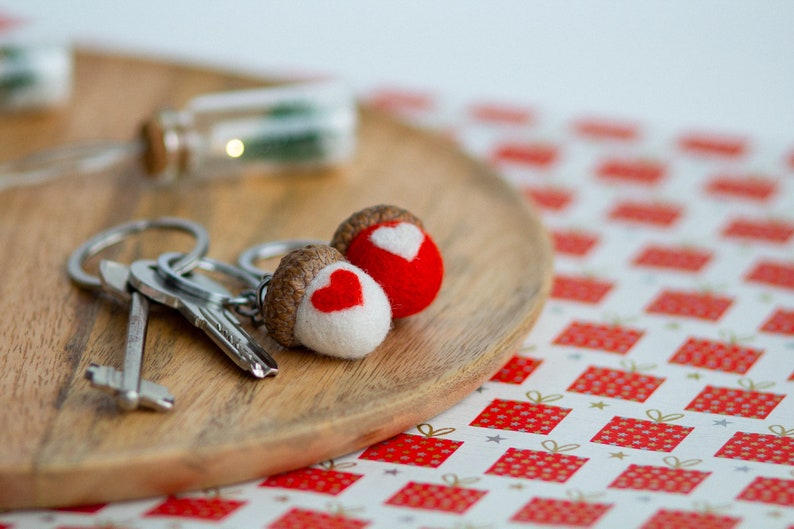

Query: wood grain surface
left=0, top=51, right=552, bottom=509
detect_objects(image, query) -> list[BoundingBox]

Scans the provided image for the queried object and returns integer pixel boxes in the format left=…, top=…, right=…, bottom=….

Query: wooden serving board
left=0, top=52, right=552, bottom=509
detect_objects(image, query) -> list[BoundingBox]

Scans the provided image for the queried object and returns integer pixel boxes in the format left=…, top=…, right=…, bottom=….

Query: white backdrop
left=3, top=1, right=794, bottom=139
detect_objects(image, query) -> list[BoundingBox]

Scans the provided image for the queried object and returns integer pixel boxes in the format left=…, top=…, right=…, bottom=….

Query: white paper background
left=3, top=0, right=794, bottom=140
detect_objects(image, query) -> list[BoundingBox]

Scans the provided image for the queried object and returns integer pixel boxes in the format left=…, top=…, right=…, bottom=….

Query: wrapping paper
left=2, top=88, right=793, bottom=528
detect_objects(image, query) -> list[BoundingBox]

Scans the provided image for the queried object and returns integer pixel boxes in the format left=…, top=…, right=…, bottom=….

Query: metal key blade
left=195, top=304, right=278, bottom=378
left=129, top=260, right=279, bottom=378
left=118, top=291, right=149, bottom=410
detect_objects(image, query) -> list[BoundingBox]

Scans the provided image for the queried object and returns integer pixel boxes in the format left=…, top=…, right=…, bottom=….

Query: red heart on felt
left=311, top=268, right=364, bottom=313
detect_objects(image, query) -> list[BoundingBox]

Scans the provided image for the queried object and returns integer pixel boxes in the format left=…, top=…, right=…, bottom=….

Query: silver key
left=85, top=260, right=175, bottom=412
left=128, top=259, right=279, bottom=379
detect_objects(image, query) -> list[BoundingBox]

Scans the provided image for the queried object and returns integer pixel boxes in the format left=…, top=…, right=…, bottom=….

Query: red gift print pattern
left=745, top=260, right=794, bottom=290
left=722, top=217, right=794, bottom=244
left=641, top=509, right=740, bottom=529
left=552, top=229, right=599, bottom=257
left=705, top=174, right=777, bottom=202
left=551, top=274, right=614, bottom=304
left=553, top=320, right=644, bottom=355
left=596, top=157, right=666, bottom=185
left=260, top=461, right=362, bottom=495
left=574, top=117, right=639, bottom=141
left=492, top=141, right=559, bottom=168
left=470, top=391, right=571, bottom=434
left=669, top=336, right=763, bottom=374
left=468, top=102, right=532, bottom=125
left=678, top=132, right=747, bottom=158
left=760, top=308, right=794, bottom=335
left=714, top=425, right=794, bottom=465
left=646, top=289, right=733, bottom=321
left=685, top=379, right=783, bottom=419
left=268, top=507, right=369, bottom=529
left=145, top=496, right=245, bottom=521
left=384, top=474, right=486, bottom=514
left=365, top=89, right=433, bottom=114
left=608, top=457, right=710, bottom=494
left=490, top=354, right=541, bottom=384
left=511, top=496, right=612, bottom=526
left=736, top=476, right=794, bottom=507
left=590, top=409, right=694, bottom=452
left=632, top=245, right=712, bottom=273
left=567, top=361, right=664, bottom=402
left=486, top=441, right=588, bottom=483
left=358, top=423, right=461, bottom=468
left=609, top=200, right=682, bottom=227
left=522, top=185, right=574, bottom=211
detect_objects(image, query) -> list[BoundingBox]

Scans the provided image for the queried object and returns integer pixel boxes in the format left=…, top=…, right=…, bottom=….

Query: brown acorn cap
left=330, top=204, right=423, bottom=255
left=263, top=244, right=345, bottom=347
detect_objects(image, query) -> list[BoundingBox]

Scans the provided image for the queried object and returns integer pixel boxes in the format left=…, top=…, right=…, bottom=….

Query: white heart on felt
left=369, top=222, right=425, bottom=261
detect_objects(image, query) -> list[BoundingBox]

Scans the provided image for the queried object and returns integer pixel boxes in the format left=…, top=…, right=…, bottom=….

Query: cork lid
left=138, top=109, right=186, bottom=179
left=139, top=118, right=168, bottom=176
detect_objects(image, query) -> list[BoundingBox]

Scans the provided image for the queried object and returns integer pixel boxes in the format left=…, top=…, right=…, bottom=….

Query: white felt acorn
left=331, top=204, right=444, bottom=319
left=262, top=244, right=392, bottom=360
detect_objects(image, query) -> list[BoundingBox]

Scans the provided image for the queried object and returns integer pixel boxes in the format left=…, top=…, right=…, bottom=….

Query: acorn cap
left=263, top=244, right=345, bottom=347
left=330, top=204, right=423, bottom=255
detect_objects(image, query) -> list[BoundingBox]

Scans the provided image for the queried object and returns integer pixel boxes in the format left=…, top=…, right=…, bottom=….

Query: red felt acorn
left=331, top=205, right=444, bottom=319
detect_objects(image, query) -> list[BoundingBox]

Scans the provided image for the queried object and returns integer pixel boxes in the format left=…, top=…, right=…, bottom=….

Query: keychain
left=67, top=204, right=442, bottom=411
left=1, top=81, right=356, bottom=190
left=68, top=218, right=280, bottom=412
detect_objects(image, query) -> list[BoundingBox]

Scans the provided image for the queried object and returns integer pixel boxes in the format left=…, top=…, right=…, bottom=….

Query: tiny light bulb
left=225, top=138, right=245, bottom=158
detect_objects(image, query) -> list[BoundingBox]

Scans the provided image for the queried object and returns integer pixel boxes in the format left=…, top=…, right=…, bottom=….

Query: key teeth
left=85, top=363, right=100, bottom=382
left=197, top=305, right=279, bottom=377
left=250, top=364, right=279, bottom=379
left=159, top=396, right=175, bottom=411
left=85, top=363, right=121, bottom=392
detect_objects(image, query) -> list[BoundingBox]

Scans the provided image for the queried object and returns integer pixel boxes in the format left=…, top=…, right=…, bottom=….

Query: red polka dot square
left=668, top=337, right=763, bottom=374
left=736, top=476, right=794, bottom=507
left=490, top=355, right=542, bottom=384
left=551, top=274, right=614, bottom=304
left=511, top=497, right=612, bottom=526
left=486, top=446, right=588, bottom=483
left=760, top=308, right=794, bottom=334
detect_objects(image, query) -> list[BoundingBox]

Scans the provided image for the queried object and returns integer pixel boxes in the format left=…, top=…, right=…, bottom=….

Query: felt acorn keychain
left=242, top=204, right=444, bottom=360
left=261, top=244, right=392, bottom=360
left=330, top=204, right=444, bottom=319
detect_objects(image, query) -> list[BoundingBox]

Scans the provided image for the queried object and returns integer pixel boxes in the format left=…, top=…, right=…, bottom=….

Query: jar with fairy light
left=0, top=81, right=357, bottom=189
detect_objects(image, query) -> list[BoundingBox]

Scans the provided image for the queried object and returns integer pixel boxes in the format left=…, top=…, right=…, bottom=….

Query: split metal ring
left=67, top=217, right=210, bottom=290
left=236, top=239, right=324, bottom=278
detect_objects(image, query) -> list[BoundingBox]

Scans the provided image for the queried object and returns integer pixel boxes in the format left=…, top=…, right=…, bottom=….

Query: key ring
left=237, top=239, right=324, bottom=277
left=67, top=217, right=210, bottom=290
left=155, top=251, right=261, bottom=306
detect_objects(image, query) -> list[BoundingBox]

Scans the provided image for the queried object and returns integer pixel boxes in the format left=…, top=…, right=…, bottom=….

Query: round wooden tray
left=0, top=51, right=551, bottom=509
